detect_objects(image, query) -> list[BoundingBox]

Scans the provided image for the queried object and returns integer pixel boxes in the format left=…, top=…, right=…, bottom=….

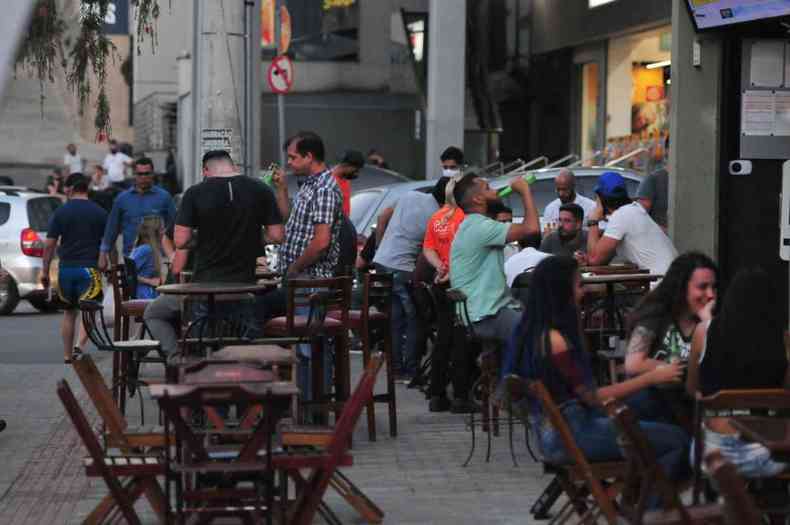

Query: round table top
left=158, top=280, right=279, bottom=295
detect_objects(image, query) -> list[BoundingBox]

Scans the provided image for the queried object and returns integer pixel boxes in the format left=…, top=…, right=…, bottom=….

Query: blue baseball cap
left=594, top=171, right=628, bottom=198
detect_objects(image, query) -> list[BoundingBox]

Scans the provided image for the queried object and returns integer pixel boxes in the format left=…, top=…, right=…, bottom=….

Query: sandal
left=72, top=346, right=83, bottom=357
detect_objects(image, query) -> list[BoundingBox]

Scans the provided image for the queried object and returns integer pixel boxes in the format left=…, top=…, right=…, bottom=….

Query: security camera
left=729, top=160, right=752, bottom=175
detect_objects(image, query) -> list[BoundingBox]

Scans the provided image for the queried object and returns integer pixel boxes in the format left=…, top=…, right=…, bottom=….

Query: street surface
left=0, top=305, right=551, bottom=523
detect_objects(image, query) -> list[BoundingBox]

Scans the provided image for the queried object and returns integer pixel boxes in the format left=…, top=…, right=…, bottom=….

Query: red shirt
left=423, top=206, right=465, bottom=267
left=333, top=174, right=351, bottom=217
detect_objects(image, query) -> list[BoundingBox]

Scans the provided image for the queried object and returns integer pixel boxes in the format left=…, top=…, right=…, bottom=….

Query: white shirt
left=543, top=193, right=597, bottom=224
left=504, top=247, right=551, bottom=287
left=603, top=202, right=677, bottom=276
left=63, top=153, right=82, bottom=174
left=102, top=152, right=131, bottom=183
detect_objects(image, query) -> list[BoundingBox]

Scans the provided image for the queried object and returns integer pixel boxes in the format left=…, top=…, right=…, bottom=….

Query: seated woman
left=502, top=255, right=690, bottom=490
left=130, top=221, right=164, bottom=299
left=686, top=267, right=789, bottom=477
left=625, top=251, right=717, bottom=371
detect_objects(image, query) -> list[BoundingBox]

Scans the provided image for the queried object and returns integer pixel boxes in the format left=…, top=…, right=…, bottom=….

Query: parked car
left=487, top=166, right=644, bottom=225
left=268, top=164, right=411, bottom=196
left=349, top=180, right=436, bottom=239
left=0, top=187, right=62, bottom=314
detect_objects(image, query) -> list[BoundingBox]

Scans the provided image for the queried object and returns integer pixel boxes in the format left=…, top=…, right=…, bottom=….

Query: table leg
left=207, top=293, right=217, bottom=357
left=311, top=338, right=326, bottom=425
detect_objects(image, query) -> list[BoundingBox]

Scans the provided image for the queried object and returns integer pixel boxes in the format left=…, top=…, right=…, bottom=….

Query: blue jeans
left=538, top=400, right=690, bottom=507
left=376, top=265, right=417, bottom=375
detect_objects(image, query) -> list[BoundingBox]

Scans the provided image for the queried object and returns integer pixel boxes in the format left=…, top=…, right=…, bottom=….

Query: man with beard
left=450, top=173, right=539, bottom=343
left=539, top=202, right=588, bottom=260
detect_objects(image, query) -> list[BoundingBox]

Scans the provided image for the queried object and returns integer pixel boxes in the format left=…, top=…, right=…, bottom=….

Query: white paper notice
left=750, top=40, right=784, bottom=88
left=742, top=90, right=776, bottom=136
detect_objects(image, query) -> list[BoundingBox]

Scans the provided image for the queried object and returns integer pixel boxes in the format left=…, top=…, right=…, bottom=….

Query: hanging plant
left=15, top=0, right=163, bottom=138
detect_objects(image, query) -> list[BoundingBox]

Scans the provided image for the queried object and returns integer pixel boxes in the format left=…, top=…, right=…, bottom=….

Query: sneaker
left=450, top=399, right=480, bottom=414
left=429, top=396, right=450, bottom=412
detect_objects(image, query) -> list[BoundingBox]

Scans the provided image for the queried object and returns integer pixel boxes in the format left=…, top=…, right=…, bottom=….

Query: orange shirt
left=333, top=174, right=351, bottom=216
left=423, top=206, right=465, bottom=267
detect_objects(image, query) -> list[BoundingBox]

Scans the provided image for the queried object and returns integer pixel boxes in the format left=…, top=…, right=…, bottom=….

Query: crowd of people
left=39, top=130, right=788, bottom=494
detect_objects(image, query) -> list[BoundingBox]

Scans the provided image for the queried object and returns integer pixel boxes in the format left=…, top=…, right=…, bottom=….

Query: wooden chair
left=279, top=352, right=386, bottom=525
left=71, top=353, right=169, bottom=452
left=692, top=389, right=790, bottom=504
left=704, top=451, right=763, bottom=525
left=527, top=380, right=627, bottom=525
left=604, top=400, right=724, bottom=525
left=56, top=379, right=167, bottom=525
left=263, top=277, right=352, bottom=424
left=329, top=271, right=396, bottom=441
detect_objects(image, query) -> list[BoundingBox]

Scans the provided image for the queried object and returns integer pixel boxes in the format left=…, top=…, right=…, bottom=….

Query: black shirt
left=176, top=176, right=282, bottom=283
left=47, top=198, right=108, bottom=267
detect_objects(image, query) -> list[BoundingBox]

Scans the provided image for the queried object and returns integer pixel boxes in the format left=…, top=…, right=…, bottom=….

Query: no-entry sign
left=267, top=55, right=294, bottom=95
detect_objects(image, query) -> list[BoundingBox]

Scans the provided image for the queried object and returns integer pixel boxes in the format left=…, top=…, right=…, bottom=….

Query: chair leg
left=361, top=326, right=376, bottom=442
left=384, top=326, right=397, bottom=437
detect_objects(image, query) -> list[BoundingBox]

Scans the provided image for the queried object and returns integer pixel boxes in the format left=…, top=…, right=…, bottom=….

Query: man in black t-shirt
left=41, top=174, right=108, bottom=363
left=174, top=150, right=283, bottom=283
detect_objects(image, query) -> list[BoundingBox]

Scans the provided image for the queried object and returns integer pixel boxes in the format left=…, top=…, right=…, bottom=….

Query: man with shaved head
left=542, top=168, right=596, bottom=226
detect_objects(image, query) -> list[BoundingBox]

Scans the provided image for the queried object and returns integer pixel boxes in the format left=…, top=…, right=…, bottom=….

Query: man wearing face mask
left=440, top=146, right=464, bottom=178
left=102, top=139, right=133, bottom=189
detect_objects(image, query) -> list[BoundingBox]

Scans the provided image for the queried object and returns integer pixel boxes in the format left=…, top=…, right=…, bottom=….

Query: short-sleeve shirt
left=373, top=191, right=439, bottom=272
left=47, top=199, right=108, bottom=268
left=543, top=194, right=596, bottom=225
left=603, top=202, right=677, bottom=275
left=636, top=169, right=669, bottom=228
left=102, top=152, right=131, bottom=183
left=130, top=244, right=158, bottom=299
left=503, top=247, right=551, bottom=287
left=63, top=153, right=82, bottom=175
left=449, top=213, right=517, bottom=322
left=177, top=176, right=282, bottom=283
left=423, top=206, right=465, bottom=268
left=280, top=170, right=343, bottom=278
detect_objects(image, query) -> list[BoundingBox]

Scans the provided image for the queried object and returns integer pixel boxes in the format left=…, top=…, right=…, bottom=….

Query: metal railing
left=604, top=147, right=648, bottom=168
left=546, top=154, right=579, bottom=168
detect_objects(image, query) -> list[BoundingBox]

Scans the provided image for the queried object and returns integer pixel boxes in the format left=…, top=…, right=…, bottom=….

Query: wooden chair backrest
left=693, top=388, right=790, bottom=503
left=362, top=272, right=393, bottom=323
left=285, top=276, right=351, bottom=332
left=72, top=353, right=129, bottom=441
left=604, top=400, right=691, bottom=524
left=704, top=451, right=762, bottom=525
left=527, top=380, right=620, bottom=525
left=56, top=379, right=141, bottom=524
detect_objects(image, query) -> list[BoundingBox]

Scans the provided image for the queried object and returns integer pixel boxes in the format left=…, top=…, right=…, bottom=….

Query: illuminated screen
left=687, top=0, right=790, bottom=30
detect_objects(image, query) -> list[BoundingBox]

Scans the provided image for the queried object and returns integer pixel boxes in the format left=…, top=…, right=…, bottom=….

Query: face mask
left=442, top=168, right=459, bottom=178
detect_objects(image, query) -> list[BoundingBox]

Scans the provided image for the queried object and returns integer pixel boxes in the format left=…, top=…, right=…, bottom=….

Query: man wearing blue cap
left=586, top=171, right=677, bottom=275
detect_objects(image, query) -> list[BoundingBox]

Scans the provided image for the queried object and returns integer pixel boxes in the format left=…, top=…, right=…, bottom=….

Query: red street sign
left=267, top=55, right=294, bottom=95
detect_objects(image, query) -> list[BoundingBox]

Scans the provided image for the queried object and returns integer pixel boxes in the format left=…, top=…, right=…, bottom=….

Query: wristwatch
left=586, top=219, right=601, bottom=228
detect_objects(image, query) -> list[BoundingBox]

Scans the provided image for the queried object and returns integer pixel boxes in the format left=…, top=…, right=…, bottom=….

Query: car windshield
left=27, top=197, right=61, bottom=231
left=349, top=190, right=383, bottom=230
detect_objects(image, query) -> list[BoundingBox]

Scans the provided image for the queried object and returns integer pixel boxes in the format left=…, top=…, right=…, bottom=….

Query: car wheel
left=0, top=272, right=20, bottom=315
left=28, top=296, right=60, bottom=313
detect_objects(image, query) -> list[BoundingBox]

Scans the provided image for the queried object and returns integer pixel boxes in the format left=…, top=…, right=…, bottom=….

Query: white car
left=0, top=187, right=62, bottom=314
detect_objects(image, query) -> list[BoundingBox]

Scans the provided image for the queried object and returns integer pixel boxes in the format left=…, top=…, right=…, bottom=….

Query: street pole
left=189, top=0, right=204, bottom=190
left=274, top=0, right=286, bottom=168
left=244, top=0, right=262, bottom=176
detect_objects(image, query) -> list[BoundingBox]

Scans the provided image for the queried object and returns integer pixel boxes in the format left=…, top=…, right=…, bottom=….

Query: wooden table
left=151, top=378, right=298, bottom=525
left=731, top=417, right=790, bottom=462
left=579, top=263, right=645, bottom=275
left=581, top=272, right=662, bottom=338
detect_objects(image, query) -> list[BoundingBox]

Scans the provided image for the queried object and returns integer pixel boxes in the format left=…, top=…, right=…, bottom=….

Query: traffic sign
left=267, top=55, right=294, bottom=95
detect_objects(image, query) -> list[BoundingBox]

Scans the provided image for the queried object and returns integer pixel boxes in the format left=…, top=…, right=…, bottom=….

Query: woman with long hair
left=502, top=255, right=690, bottom=487
left=686, top=267, right=789, bottom=476
left=625, top=252, right=718, bottom=374
left=130, top=219, right=163, bottom=299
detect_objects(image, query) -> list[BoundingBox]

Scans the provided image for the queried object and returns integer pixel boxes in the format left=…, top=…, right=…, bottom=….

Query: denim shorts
left=693, top=430, right=788, bottom=478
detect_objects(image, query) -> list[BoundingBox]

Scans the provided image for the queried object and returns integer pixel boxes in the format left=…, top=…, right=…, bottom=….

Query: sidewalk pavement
left=0, top=352, right=553, bottom=524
